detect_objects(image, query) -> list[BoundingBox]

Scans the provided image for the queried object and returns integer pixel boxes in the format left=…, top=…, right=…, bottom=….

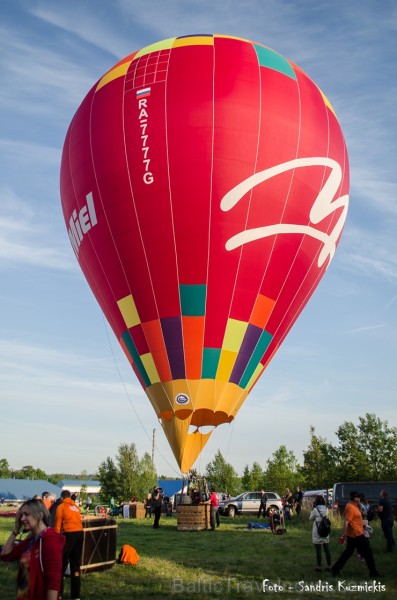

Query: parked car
left=218, top=491, right=283, bottom=517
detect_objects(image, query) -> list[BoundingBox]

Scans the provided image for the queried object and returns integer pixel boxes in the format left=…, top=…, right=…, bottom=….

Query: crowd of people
left=257, top=485, right=303, bottom=519
left=256, top=484, right=394, bottom=578
left=0, top=484, right=394, bottom=597
left=308, top=488, right=394, bottom=578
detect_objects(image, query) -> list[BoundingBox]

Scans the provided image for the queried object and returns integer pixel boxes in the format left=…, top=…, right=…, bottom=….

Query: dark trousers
left=210, top=506, right=220, bottom=530
left=332, top=534, right=378, bottom=577
left=153, top=506, right=162, bottom=528
left=315, top=543, right=331, bottom=567
left=381, top=518, right=395, bottom=551
left=62, top=530, right=84, bottom=599
left=257, top=504, right=266, bottom=518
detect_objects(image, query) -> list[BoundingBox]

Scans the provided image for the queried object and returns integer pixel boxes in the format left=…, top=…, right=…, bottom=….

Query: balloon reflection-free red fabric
left=60, top=35, right=349, bottom=472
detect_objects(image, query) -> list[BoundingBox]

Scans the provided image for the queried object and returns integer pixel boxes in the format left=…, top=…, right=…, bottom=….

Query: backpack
left=118, top=544, right=139, bottom=566
left=316, top=508, right=331, bottom=537
left=366, top=507, right=375, bottom=522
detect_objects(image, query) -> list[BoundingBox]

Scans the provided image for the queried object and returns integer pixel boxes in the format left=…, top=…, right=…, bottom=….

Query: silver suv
left=218, top=491, right=283, bottom=517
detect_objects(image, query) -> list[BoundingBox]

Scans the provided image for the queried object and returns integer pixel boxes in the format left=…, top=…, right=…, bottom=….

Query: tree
left=357, top=413, right=397, bottom=480
left=98, top=457, right=120, bottom=501
left=117, top=443, right=140, bottom=501
left=205, top=450, right=241, bottom=496
left=263, top=445, right=300, bottom=495
left=135, top=452, right=157, bottom=500
left=47, top=473, right=66, bottom=486
left=79, top=482, right=88, bottom=504
left=12, top=465, right=47, bottom=480
left=334, top=413, right=397, bottom=481
left=0, top=458, right=11, bottom=478
left=98, top=443, right=157, bottom=502
left=241, top=462, right=265, bottom=491
left=301, top=426, right=336, bottom=489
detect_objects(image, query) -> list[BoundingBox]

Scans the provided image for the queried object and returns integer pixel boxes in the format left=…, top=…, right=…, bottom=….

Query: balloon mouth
left=188, top=424, right=216, bottom=435
left=159, top=408, right=234, bottom=426
left=190, top=409, right=233, bottom=426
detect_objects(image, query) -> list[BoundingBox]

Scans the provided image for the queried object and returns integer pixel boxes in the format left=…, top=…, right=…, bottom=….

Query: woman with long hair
left=0, top=498, right=65, bottom=600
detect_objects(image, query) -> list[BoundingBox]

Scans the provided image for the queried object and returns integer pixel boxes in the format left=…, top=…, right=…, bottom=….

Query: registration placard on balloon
left=60, top=34, right=349, bottom=472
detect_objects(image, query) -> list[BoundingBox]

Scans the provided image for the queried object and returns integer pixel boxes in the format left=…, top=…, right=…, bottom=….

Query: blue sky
left=1, top=0, right=396, bottom=479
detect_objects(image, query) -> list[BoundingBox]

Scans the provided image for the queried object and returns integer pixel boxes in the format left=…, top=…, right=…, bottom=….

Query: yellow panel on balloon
left=146, top=383, right=173, bottom=415
left=141, top=353, right=160, bottom=384
left=170, top=380, right=194, bottom=419
left=216, top=349, right=238, bottom=381
left=214, top=381, right=248, bottom=415
left=222, top=318, right=248, bottom=352
left=117, top=294, right=140, bottom=328
left=161, top=417, right=212, bottom=473
left=245, top=363, right=265, bottom=391
left=184, top=379, right=214, bottom=411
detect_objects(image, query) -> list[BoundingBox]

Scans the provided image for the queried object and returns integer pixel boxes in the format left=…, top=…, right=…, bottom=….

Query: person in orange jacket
left=55, top=490, right=84, bottom=600
left=42, top=491, right=54, bottom=511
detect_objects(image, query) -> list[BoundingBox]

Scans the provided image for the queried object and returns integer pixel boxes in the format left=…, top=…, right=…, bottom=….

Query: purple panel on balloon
left=229, top=323, right=262, bottom=384
left=161, top=316, right=185, bottom=379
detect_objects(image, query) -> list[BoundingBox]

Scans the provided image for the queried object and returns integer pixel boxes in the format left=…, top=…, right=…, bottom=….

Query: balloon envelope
left=60, top=34, right=349, bottom=472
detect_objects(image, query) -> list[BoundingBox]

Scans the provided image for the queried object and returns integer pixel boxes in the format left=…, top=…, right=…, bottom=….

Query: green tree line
left=2, top=413, right=396, bottom=501
left=203, top=413, right=397, bottom=497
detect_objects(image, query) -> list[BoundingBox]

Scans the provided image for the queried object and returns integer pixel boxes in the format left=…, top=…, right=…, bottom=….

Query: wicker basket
left=176, top=503, right=210, bottom=530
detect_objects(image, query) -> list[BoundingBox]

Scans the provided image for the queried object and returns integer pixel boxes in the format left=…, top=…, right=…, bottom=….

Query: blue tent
left=157, top=479, right=183, bottom=499
left=0, top=478, right=61, bottom=501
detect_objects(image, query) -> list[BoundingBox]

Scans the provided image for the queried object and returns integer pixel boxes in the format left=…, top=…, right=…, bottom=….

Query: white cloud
left=30, top=3, right=138, bottom=59
left=0, top=186, right=74, bottom=269
left=346, top=324, right=386, bottom=334
left=0, top=24, right=96, bottom=118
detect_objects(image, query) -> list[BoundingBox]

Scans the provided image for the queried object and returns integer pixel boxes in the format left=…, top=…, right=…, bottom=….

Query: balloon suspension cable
left=224, top=419, right=235, bottom=462
left=199, top=418, right=236, bottom=476
left=102, top=315, right=182, bottom=477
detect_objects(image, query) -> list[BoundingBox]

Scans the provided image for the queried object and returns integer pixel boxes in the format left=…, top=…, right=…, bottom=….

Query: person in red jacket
left=0, top=498, right=65, bottom=600
left=55, top=490, right=84, bottom=600
left=205, top=487, right=220, bottom=530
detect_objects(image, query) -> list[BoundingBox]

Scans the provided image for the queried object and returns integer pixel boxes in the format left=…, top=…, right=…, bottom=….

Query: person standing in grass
left=309, top=495, right=332, bottom=572
left=205, top=487, right=220, bottom=530
left=257, top=489, right=268, bottom=518
left=152, top=487, right=163, bottom=529
left=294, top=486, right=303, bottom=515
left=376, top=489, right=395, bottom=553
left=331, top=490, right=381, bottom=578
left=55, top=490, right=84, bottom=600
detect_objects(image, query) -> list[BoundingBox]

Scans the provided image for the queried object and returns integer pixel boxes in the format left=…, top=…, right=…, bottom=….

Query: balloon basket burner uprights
left=269, top=509, right=286, bottom=535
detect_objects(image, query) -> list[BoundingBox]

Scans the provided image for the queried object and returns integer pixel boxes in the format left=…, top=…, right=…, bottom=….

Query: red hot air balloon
left=60, top=34, right=349, bottom=473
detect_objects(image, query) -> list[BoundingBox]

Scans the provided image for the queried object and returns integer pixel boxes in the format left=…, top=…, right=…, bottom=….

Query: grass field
left=1, top=510, right=396, bottom=599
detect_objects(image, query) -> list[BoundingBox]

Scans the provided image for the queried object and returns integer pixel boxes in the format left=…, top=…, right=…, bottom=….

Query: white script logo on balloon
left=221, top=157, right=349, bottom=268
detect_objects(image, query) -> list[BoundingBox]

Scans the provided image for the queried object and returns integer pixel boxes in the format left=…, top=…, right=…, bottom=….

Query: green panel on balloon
left=202, top=348, right=221, bottom=379
left=253, top=44, right=296, bottom=80
left=239, top=330, right=272, bottom=388
left=180, top=284, right=207, bottom=316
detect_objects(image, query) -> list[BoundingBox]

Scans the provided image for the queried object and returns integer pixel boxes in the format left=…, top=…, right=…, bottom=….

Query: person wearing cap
left=331, top=490, right=381, bottom=578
